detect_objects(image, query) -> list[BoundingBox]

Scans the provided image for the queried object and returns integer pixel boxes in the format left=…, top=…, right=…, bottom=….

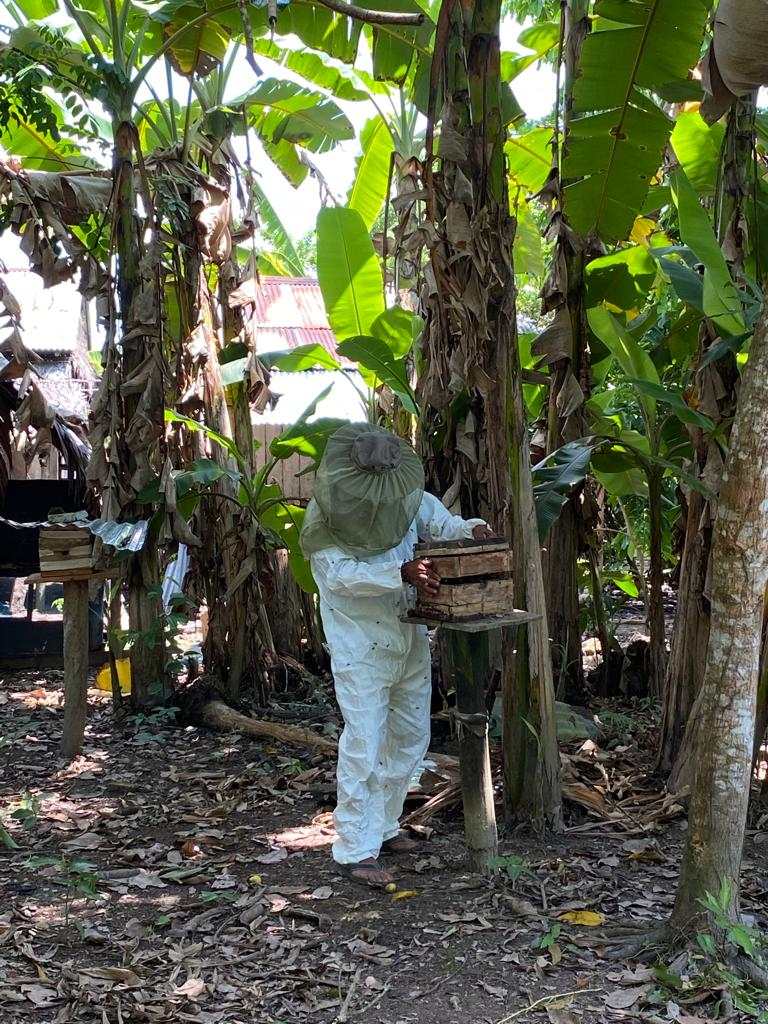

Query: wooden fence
left=253, top=423, right=314, bottom=504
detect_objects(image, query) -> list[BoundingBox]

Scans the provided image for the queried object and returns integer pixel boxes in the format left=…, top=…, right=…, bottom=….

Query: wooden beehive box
left=411, top=537, right=514, bottom=622
left=38, top=522, right=94, bottom=579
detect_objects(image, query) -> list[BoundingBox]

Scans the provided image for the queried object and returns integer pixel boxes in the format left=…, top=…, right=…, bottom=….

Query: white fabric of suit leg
left=311, top=493, right=485, bottom=864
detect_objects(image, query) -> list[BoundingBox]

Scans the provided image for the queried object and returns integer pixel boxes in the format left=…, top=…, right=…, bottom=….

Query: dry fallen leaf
left=174, top=977, right=206, bottom=1000
left=558, top=910, right=605, bottom=926
left=255, top=847, right=288, bottom=865
left=22, top=985, right=58, bottom=1007
left=547, top=1010, right=578, bottom=1024
left=80, top=967, right=141, bottom=987
left=604, top=985, right=649, bottom=1010
left=310, top=885, right=333, bottom=900
left=479, top=981, right=507, bottom=999
left=63, top=832, right=103, bottom=850
left=391, top=889, right=418, bottom=900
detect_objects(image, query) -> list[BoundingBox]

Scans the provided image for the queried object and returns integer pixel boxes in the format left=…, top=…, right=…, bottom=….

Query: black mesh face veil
left=300, top=423, right=425, bottom=559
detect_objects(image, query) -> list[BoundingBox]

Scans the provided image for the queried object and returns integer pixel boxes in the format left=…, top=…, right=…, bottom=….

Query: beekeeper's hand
left=401, top=558, right=441, bottom=595
left=472, top=523, right=495, bottom=540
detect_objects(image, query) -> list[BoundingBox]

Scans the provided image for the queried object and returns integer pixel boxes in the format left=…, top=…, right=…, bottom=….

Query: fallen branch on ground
left=201, top=700, right=339, bottom=754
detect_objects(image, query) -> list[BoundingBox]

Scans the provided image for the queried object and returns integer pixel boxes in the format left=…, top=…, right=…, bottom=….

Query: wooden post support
left=447, top=630, right=499, bottom=872
left=61, top=579, right=90, bottom=760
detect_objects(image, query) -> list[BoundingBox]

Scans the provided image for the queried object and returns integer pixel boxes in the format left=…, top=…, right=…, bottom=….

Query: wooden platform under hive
left=38, top=523, right=94, bottom=580
left=410, top=537, right=514, bottom=623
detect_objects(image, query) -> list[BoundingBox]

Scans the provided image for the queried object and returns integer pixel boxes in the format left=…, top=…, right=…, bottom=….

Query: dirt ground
left=1, top=668, right=767, bottom=1024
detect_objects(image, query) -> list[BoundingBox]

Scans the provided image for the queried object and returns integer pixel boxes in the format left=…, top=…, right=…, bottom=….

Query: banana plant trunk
left=658, top=486, right=710, bottom=770
left=420, top=0, right=561, bottom=828
left=669, top=296, right=768, bottom=932
left=540, top=0, right=591, bottom=705
left=218, top=255, right=278, bottom=698
left=112, top=114, right=166, bottom=706
left=647, top=468, right=666, bottom=698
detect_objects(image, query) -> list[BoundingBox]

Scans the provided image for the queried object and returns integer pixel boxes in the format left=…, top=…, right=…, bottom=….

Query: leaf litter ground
left=1, top=670, right=767, bottom=1024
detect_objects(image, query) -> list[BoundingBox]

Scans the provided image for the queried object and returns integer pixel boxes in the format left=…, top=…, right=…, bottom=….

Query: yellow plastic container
left=96, top=658, right=131, bottom=695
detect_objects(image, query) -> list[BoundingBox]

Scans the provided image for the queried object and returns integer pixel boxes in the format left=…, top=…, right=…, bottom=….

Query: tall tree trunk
left=669, top=296, right=768, bottom=931
left=420, top=0, right=561, bottom=829
left=112, top=116, right=166, bottom=706
left=664, top=97, right=754, bottom=777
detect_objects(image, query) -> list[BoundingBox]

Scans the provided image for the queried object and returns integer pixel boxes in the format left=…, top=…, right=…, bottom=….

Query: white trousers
left=332, top=632, right=432, bottom=864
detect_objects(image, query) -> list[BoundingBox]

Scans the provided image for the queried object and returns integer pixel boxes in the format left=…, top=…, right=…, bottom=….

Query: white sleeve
left=416, top=492, right=486, bottom=542
left=310, top=547, right=404, bottom=598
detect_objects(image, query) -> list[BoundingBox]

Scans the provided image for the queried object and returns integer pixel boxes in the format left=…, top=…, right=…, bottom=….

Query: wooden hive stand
left=27, top=519, right=117, bottom=761
left=38, top=522, right=94, bottom=578
left=404, top=537, right=540, bottom=872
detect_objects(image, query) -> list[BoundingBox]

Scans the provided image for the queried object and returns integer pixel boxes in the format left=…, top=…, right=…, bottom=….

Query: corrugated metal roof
left=251, top=277, right=353, bottom=367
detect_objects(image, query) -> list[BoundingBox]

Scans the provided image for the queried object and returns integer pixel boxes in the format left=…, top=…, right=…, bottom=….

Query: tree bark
left=670, top=297, right=768, bottom=931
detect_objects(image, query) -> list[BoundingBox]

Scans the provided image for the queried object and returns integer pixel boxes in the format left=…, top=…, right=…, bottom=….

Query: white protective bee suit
left=302, top=424, right=484, bottom=865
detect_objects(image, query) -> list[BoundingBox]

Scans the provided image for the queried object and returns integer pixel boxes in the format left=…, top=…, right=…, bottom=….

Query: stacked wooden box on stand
left=38, top=521, right=94, bottom=580
left=410, top=537, right=514, bottom=623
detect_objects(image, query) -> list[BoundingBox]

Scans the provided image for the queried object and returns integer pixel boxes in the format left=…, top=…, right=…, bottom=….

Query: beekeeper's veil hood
left=300, top=423, right=425, bottom=558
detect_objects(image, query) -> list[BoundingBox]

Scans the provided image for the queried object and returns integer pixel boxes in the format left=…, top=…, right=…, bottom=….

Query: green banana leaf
left=563, top=0, right=711, bottom=242
left=316, top=207, right=385, bottom=340
left=670, top=110, right=725, bottom=196
left=237, top=78, right=354, bottom=154
left=587, top=307, right=660, bottom=429
left=671, top=168, right=746, bottom=338
left=532, top=437, right=600, bottom=539
left=337, top=335, right=418, bottom=414
left=585, top=246, right=657, bottom=310
left=347, top=116, right=395, bottom=230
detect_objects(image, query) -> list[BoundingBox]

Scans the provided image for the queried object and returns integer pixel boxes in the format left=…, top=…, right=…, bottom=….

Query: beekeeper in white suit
left=301, top=423, right=491, bottom=887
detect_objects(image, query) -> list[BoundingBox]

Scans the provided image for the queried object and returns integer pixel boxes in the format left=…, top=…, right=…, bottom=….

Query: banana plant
left=561, top=0, right=712, bottom=245
left=162, top=409, right=320, bottom=592
left=586, top=306, right=715, bottom=698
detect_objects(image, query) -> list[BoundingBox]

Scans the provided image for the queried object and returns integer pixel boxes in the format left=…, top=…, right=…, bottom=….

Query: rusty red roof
left=252, top=277, right=352, bottom=367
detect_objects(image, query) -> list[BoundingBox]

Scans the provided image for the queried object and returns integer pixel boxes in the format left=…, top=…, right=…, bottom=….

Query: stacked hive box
left=411, top=537, right=513, bottom=622
left=38, top=523, right=94, bottom=580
